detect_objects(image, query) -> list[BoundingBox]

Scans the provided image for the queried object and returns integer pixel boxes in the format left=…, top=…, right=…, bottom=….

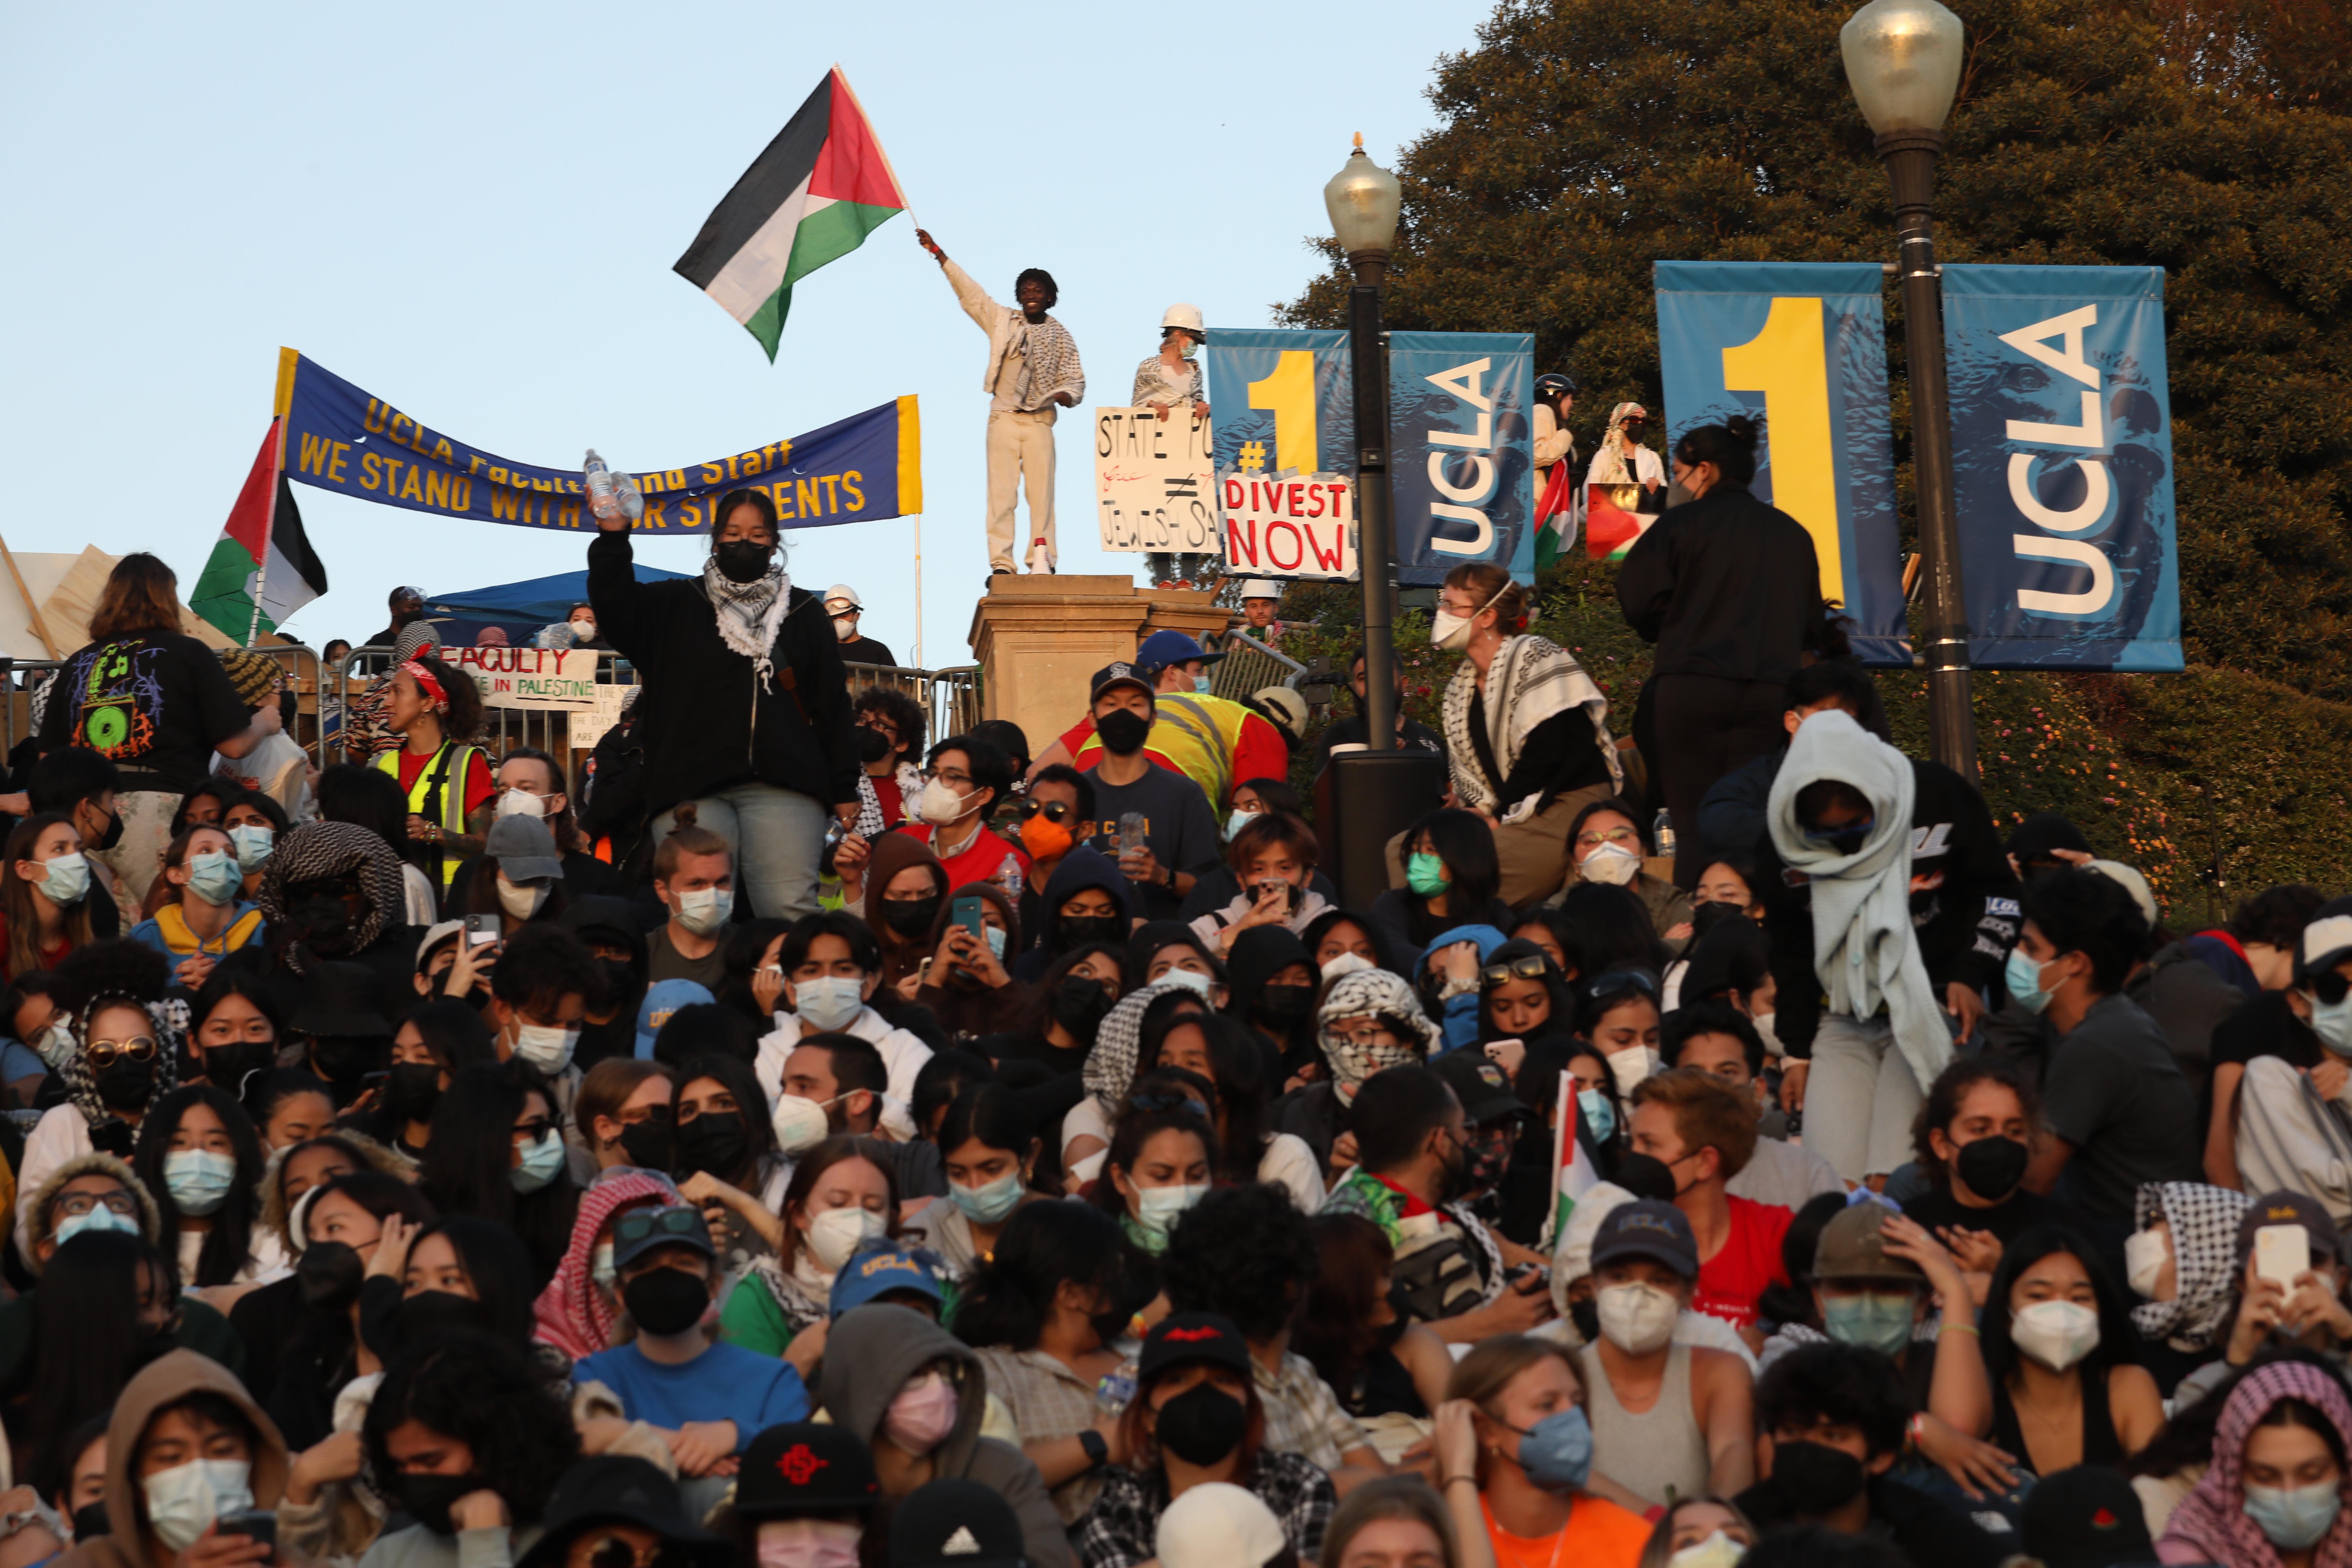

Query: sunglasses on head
left=613, top=1206, right=707, bottom=1251
left=1481, top=955, right=1553, bottom=987
left=1584, top=969, right=1660, bottom=1002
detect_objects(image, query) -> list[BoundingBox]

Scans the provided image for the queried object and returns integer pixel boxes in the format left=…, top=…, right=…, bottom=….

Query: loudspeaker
left=1315, top=748, right=1450, bottom=910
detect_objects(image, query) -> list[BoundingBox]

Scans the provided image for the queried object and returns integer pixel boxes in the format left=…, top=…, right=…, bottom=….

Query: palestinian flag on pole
left=674, top=66, right=909, bottom=361
left=1544, top=1069, right=1603, bottom=1249
left=192, top=402, right=328, bottom=644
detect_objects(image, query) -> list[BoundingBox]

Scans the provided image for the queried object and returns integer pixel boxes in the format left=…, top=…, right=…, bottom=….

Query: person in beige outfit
left=916, top=228, right=1086, bottom=575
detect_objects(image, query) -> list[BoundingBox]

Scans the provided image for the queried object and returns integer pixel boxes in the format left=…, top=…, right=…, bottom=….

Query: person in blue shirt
left=573, top=1205, right=810, bottom=1480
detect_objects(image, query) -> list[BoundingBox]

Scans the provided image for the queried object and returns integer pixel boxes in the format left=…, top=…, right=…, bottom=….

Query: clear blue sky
left=0, top=0, right=1491, bottom=666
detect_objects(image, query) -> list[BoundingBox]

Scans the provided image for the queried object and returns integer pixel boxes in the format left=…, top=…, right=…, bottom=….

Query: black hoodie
left=587, top=531, right=859, bottom=819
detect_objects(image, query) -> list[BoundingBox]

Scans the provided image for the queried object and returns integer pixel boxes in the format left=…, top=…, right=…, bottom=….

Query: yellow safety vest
left=375, top=742, right=483, bottom=889
left=1074, top=691, right=1245, bottom=810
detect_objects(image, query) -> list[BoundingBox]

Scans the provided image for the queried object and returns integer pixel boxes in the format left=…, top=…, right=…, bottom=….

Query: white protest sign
left=449, top=646, right=601, bottom=710
left=1094, top=407, right=1218, bottom=553
left=568, top=681, right=631, bottom=749
left=1217, top=469, right=1357, bottom=580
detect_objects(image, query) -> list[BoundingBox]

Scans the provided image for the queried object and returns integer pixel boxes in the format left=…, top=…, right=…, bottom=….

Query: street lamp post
left=1324, top=134, right=1403, bottom=753
left=1842, top=0, right=1977, bottom=779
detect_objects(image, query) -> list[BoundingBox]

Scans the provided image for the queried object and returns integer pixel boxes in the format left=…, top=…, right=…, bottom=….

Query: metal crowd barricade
left=844, top=664, right=984, bottom=749
left=0, top=659, right=63, bottom=758
left=1203, top=628, right=1308, bottom=700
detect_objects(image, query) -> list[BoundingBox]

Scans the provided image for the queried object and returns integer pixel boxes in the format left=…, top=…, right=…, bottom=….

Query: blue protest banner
left=1940, top=266, right=2181, bottom=672
left=1387, top=332, right=1536, bottom=587
left=1653, top=262, right=1910, bottom=665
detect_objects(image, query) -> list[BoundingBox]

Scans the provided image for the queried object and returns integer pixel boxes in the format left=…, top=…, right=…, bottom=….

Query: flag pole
left=913, top=513, right=924, bottom=671
left=245, top=483, right=273, bottom=648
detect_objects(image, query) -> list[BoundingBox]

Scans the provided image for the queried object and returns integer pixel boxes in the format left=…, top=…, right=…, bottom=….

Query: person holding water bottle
left=584, top=456, right=862, bottom=923
left=1076, top=666, right=1219, bottom=924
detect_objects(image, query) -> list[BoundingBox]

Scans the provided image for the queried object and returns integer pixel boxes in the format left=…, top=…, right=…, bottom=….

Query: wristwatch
left=1078, top=1428, right=1109, bottom=1469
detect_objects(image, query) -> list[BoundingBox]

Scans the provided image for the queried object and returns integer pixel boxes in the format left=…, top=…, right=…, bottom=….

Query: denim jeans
left=651, top=783, right=829, bottom=921
left=1804, top=1013, right=1927, bottom=1182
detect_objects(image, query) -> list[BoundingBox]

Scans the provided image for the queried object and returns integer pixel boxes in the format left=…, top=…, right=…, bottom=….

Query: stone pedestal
left=967, top=576, right=1224, bottom=753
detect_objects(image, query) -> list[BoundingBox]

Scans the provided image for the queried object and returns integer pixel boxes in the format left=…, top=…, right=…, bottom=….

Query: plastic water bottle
left=614, top=467, right=645, bottom=520
left=1653, top=808, right=1677, bottom=860
left=1094, top=1363, right=1138, bottom=1417
left=584, top=449, right=621, bottom=522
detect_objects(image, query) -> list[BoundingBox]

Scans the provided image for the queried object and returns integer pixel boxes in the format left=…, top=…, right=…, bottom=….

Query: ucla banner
left=273, top=349, right=921, bottom=534
left=1654, top=262, right=1910, bottom=665
left=1941, top=267, right=2180, bottom=672
left=1388, top=332, right=1536, bottom=587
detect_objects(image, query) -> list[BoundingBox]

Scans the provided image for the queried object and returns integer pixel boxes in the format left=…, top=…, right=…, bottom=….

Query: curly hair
left=363, top=1333, right=579, bottom=1525
left=1752, top=1340, right=1911, bottom=1459
left=1161, top=1182, right=1317, bottom=1342
left=854, top=686, right=927, bottom=765
left=1910, top=1055, right=2041, bottom=1189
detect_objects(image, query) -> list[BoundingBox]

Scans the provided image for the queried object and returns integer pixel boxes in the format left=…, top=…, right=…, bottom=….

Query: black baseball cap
left=734, top=1424, right=880, bottom=1519
left=513, top=1456, right=727, bottom=1568
left=610, top=1205, right=715, bottom=1272
left=2018, top=1463, right=2155, bottom=1568
left=1588, top=1199, right=1699, bottom=1279
left=889, top=1479, right=1028, bottom=1568
left=1137, top=1311, right=1253, bottom=1382
left=1089, top=663, right=1155, bottom=707
left=1430, top=1051, right=1528, bottom=1126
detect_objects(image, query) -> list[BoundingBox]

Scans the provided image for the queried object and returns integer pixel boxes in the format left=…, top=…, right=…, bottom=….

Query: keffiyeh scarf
left=701, top=555, right=794, bottom=689
left=60, top=994, right=185, bottom=1131
left=531, top=1170, right=678, bottom=1361
left=1441, top=635, right=1621, bottom=820
left=257, top=821, right=409, bottom=974
left=2132, top=1181, right=2254, bottom=1351
left=1317, top=968, right=1440, bottom=1095
left=2162, top=1360, right=2352, bottom=1568
left=1013, top=315, right=1085, bottom=413
left=1085, top=979, right=1197, bottom=1105
left=1588, top=402, right=1651, bottom=484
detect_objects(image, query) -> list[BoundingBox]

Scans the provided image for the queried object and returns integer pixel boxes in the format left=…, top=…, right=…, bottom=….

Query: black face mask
left=1609, top=1152, right=1679, bottom=1205
left=714, top=540, right=775, bottom=583
left=71, top=1503, right=108, bottom=1542
left=1154, top=1381, right=1248, bottom=1466
left=1770, top=1439, right=1867, bottom=1514
left=1569, top=1296, right=1600, bottom=1344
left=398, top=1289, right=487, bottom=1341
left=622, top=1267, right=711, bottom=1336
left=880, top=895, right=942, bottom=937
left=200, top=1040, right=275, bottom=1096
left=289, top=895, right=356, bottom=956
left=382, top=1062, right=443, bottom=1124
left=1256, top=983, right=1314, bottom=1025
left=1057, top=914, right=1125, bottom=950
left=1953, top=1135, right=2029, bottom=1203
left=400, top=1472, right=490, bottom=1537
left=674, top=1111, right=749, bottom=1180
left=358, top=1277, right=484, bottom=1363
left=311, top=1037, right=379, bottom=1085
left=1050, top=975, right=1114, bottom=1038
left=618, top=1117, right=675, bottom=1172
left=589, top=958, right=638, bottom=1012
left=297, top=1240, right=365, bottom=1312
left=857, top=728, right=893, bottom=764
left=1095, top=709, right=1151, bottom=756
left=94, top=1057, right=155, bottom=1112
left=86, top=805, right=124, bottom=853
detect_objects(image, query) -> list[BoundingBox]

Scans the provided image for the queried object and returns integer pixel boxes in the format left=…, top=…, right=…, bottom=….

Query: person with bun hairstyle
left=1614, top=415, right=1825, bottom=886
left=372, top=651, right=493, bottom=899
left=1431, top=563, right=1624, bottom=908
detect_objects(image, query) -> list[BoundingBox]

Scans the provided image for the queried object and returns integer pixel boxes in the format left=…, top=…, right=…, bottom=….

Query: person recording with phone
left=1186, top=813, right=1328, bottom=953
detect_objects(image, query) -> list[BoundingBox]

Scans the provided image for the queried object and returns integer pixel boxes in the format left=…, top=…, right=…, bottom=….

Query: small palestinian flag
left=674, top=66, right=909, bottom=361
left=192, top=418, right=327, bottom=644
left=1546, top=1069, right=1603, bottom=1250
left=1585, top=484, right=1656, bottom=561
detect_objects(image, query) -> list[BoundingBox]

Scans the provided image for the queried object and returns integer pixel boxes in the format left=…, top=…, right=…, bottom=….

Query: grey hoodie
left=819, top=1304, right=1071, bottom=1568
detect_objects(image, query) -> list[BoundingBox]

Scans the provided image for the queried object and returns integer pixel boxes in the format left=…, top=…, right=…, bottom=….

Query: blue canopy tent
left=421, top=565, right=692, bottom=646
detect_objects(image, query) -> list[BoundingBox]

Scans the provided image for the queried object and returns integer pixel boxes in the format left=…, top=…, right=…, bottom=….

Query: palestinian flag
left=1585, top=484, right=1656, bottom=561
left=674, top=67, right=909, bottom=361
left=1546, top=1068, right=1603, bottom=1249
left=192, top=418, right=327, bottom=644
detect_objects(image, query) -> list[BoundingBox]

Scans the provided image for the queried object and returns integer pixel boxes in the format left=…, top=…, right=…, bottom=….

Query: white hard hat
left=1161, top=302, right=1205, bottom=335
left=822, top=584, right=862, bottom=612
left=1239, top=579, right=1283, bottom=601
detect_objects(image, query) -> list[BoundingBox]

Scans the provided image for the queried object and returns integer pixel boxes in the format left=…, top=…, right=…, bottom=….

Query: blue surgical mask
left=228, top=824, right=274, bottom=873
left=950, top=1168, right=1027, bottom=1224
left=2245, top=1480, right=2342, bottom=1550
left=794, top=975, right=866, bottom=1033
left=2004, top=947, right=2053, bottom=1015
left=2312, top=989, right=2352, bottom=1056
left=183, top=850, right=244, bottom=908
left=1157, top=967, right=1213, bottom=999
left=1193, top=676, right=1213, bottom=694
left=55, top=1204, right=140, bottom=1247
left=1505, top=1407, right=1594, bottom=1493
left=984, top=925, right=1007, bottom=960
left=1225, top=807, right=1259, bottom=841
left=38, top=852, right=89, bottom=906
left=162, top=1149, right=238, bottom=1217
left=1822, top=1290, right=1918, bottom=1357
left=510, top=1130, right=566, bottom=1193
left=1128, top=1182, right=1208, bottom=1250
left=1577, top=1087, right=1616, bottom=1142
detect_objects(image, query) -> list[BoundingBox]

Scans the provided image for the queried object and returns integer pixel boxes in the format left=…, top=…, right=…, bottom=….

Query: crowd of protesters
left=2, top=436, right=2351, bottom=1568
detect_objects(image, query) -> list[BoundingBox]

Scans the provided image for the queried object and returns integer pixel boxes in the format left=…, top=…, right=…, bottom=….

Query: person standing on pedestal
left=1136, top=304, right=1216, bottom=588
left=916, top=227, right=1085, bottom=577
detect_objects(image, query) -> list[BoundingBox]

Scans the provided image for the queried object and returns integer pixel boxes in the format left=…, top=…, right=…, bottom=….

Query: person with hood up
left=1014, top=848, right=1133, bottom=985
left=2157, top=1356, right=2352, bottom=1567
left=817, top=1302, right=1072, bottom=1567
left=50, top=1351, right=283, bottom=1568
left=1418, top=924, right=1511, bottom=1055
left=913, top=881, right=1026, bottom=1039
left=1275, top=968, right=1442, bottom=1178
left=1757, top=708, right=2009, bottom=1186
left=1220, top=926, right=1319, bottom=1080
left=235, top=820, right=422, bottom=1024
left=588, top=484, right=861, bottom=923
left=1058, top=981, right=1212, bottom=1186
left=2124, top=1181, right=2257, bottom=1396
left=530, top=1168, right=681, bottom=1364
left=853, top=832, right=952, bottom=999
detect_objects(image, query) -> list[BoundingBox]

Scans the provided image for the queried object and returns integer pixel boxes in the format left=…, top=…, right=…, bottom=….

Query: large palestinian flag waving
left=192, top=419, right=327, bottom=644
left=674, top=68, right=909, bottom=361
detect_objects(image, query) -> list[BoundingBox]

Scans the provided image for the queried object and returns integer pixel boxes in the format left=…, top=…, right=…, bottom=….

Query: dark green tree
left=1281, top=0, right=2352, bottom=700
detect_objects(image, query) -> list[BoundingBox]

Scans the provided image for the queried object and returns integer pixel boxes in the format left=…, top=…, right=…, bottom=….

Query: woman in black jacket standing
left=588, top=486, right=860, bottom=921
left=1615, top=415, right=1825, bottom=886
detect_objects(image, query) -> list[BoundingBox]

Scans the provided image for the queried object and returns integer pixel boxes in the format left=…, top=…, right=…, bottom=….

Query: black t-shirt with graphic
left=40, top=632, right=251, bottom=793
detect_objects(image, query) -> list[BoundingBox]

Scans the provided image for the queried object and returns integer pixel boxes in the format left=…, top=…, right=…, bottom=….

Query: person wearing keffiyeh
left=916, top=226, right=1086, bottom=575
left=2159, top=1357, right=2352, bottom=1567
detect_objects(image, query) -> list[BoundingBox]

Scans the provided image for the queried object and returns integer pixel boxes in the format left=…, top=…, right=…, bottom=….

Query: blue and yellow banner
left=1941, top=267, right=2181, bottom=672
left=274, top=349, right=921, bottom=533
left=1654, top=262, right=1909, bottom=665
left=1387, top=331, right=1535, bottom=587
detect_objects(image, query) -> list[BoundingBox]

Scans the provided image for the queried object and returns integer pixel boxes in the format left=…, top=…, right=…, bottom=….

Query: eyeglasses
left=1574, top=826, right=1640, bottom=849
left=613, top=1206, right=707, bottom=1251
left=924, top=769, right=974, bottom=789
left=1481, top=955, right=1554, bottom=987
left=54, top=1190, right=138, bottom=1219
left=1016, top=798, right=1074, bottom=824
left=86, top=1037, right=158, bottom=1069
left=1583, top=969, right=1660, bottom=1002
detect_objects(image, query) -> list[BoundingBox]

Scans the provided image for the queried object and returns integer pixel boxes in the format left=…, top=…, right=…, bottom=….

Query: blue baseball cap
left=636, top=979, right=714, bottom=1059
left=1135, top=629, right=1224, bottom=674
left=828, top=1240, right=948, bottom=1317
